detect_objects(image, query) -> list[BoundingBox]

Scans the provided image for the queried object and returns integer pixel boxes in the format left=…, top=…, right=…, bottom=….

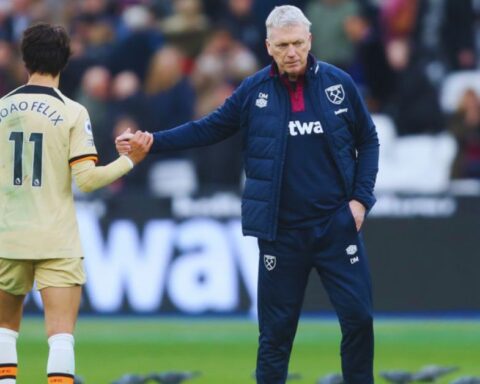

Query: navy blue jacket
left=151, top=58, right=379, bottom=241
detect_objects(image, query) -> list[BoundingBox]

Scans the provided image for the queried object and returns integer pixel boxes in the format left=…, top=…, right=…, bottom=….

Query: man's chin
left=285, top=68, right=303, bottom=78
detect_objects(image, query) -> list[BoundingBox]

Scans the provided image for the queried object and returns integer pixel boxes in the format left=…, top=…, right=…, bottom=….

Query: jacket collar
left=269, top=53, right=319, bottom=78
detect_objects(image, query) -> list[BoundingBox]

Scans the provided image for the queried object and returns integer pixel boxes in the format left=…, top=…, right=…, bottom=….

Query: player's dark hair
left=21, top=23, right=71, bottom=76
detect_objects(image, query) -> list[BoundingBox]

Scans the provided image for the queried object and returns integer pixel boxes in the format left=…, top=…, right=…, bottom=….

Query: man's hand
left=115, top=128, right=135, bottom=155
left=349, top=199, right=366, bottom=232
left=127, top=131, right=153, bottom=165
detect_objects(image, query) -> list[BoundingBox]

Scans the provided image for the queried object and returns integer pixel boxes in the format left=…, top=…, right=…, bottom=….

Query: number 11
left=9, top=131, right=43, bottom=187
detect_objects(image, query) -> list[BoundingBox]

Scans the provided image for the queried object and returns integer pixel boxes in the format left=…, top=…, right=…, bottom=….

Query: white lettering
left=296, top=121, right=314, bottom=135
left=77, top=207, right=175, bottom=312
left=288, top=120, right=323, bottom=136
left=313, top=121, right=323, bottom=133
left=288, top=121, right=298, bottom=136
left=227, top=220, right=259, bottom=316
left=168, top=218, right=238, bottom=313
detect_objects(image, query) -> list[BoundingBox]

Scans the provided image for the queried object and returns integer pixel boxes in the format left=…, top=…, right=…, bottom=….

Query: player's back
left=0, top=85, right=98, bottom=260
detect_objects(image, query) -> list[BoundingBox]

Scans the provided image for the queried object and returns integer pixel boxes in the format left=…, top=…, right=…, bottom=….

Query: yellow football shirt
left=0, top=85, right=98, bottom=259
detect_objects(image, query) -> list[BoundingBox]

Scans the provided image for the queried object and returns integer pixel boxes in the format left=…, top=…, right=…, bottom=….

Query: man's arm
left=117, top=82, right=247, bottom=154
left=345, top=74, right=380, bottom=212
left=73, top=131, right=152, bottom=193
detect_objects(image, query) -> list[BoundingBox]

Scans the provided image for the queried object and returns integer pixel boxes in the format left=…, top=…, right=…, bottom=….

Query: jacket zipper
left=269, top=79, right=291, bottom=240
left=307, top=73, right=351, bottom=197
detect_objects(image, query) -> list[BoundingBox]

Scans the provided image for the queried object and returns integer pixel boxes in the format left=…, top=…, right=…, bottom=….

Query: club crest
left=255, top=92, right=268, bottom=108
left=325, top=84, right=345, bottom=105
left=264, top=254, right=276, bottom=271
left=346, top=244, right=358, bottom=255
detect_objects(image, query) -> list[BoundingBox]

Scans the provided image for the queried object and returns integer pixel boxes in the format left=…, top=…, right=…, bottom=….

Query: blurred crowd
left=1, top=0, right=480, bottom=196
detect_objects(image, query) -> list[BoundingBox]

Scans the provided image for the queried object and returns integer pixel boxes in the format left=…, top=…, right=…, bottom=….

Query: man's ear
left=265, top=39, right=273, bottom=57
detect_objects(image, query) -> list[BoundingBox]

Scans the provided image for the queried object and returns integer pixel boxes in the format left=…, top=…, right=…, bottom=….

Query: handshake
left=115, top=128, right=154, bottom=165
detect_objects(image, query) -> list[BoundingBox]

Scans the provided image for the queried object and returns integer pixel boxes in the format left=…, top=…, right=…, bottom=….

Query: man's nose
left=286, top=45, right=296, bottom=57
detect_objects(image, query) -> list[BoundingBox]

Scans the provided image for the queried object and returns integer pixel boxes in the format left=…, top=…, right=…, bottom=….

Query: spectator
left=305, top=0, right=360, bottom=70
left=188, top=28, right=258, bottom=190
left=1, top=0, right=32, bottom=43
left=144, top=45, right=195, bottom=132
left=109, top=70, right=151, bottom=142
left=384, top=38, right=444, bottom=135
left=0, top=40, right=24, bottom=94
left=380, top=0, right=419, bottom=45
left=192, top=27, right=258, bottom=90
left=72, top=14, right=115, bottom=65
left=76, top=66, right=112, bottom=161
left=220, top=0, right=266, bottom=64
left=344, top=4, right=394, bottom=111
left=441, top=0, right=476, bottom=71
left=159, top=0, right=209, bottom=57
left=449, top=89, right=480, bottom=179
left=108, top=5, right=164, bottom=80
left=60, top=33, right=98, bottom=98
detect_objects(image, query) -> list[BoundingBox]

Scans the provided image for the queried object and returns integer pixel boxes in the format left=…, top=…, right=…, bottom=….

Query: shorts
left=0, top=258, right=86, bottom=296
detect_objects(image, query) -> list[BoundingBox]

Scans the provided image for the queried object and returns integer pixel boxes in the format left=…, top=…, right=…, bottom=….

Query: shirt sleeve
left=71, top=155, right=133, bottom=193
left=69, top=106, right=99, bottom=166
left=150, top=79, right=248, bottom=153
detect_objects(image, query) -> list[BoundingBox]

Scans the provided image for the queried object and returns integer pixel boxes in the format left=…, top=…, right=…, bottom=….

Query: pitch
left=17, top=317, right=480, bottom=383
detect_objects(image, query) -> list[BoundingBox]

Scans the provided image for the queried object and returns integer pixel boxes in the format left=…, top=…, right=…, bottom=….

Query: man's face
left=266, top=24, right=312, bottom=80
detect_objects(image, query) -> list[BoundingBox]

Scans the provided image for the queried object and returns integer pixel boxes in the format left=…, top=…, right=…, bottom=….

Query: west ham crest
left=264, top=254, right=276, bottom=271
left=325, top=84, right=345, bottom=105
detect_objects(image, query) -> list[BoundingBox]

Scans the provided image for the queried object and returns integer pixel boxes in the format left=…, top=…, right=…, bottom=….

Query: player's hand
left=127, top=131, right=153, bottom=165
left=115, top=128, right=135, bottom=155
left=349, top=199, right=366, bottom=232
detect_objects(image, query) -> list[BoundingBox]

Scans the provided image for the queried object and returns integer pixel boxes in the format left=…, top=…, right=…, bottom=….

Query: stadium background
left=1, top=0, right=479, bottom=382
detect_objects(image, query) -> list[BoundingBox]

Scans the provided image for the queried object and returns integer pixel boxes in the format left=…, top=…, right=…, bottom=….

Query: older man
left=118, top=5, right=379, bottom=383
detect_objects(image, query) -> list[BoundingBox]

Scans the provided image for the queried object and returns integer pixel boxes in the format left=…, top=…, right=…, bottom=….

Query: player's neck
left=27, top=73, right=60, bottom=88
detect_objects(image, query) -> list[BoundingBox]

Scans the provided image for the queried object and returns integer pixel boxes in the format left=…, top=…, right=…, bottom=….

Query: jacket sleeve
left=345, top=74, right=379, bottom=211
left=150, top=81, right=247, bottom=153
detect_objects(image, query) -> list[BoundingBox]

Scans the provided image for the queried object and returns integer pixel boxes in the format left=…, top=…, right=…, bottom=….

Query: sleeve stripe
left=69, top=154, right=98, bottom=166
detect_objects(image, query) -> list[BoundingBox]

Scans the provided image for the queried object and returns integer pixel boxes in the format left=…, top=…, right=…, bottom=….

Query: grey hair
left=265, top=5, right=311, bottom=38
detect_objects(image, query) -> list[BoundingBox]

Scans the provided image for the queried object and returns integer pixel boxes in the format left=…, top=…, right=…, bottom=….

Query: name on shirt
left=0, top=101, right=64, bottom=126
left=288, top=120, right=323, bottom=136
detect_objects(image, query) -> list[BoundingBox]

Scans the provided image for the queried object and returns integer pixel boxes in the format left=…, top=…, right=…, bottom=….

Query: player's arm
left=71, top=131, right=152, bottom=193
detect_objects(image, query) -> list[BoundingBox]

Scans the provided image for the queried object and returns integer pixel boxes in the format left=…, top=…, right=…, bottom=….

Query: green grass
left=16, top=317, right=480, bottom=383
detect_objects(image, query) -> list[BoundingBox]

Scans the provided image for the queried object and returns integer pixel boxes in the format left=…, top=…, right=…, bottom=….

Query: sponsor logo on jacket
left=288, top=120, right=324, bottom=136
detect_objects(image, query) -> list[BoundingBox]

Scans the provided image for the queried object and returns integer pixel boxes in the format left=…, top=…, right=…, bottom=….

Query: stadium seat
left=148, top=158, right=198, bottom=197
left=373, top=114, right=457, bottom=193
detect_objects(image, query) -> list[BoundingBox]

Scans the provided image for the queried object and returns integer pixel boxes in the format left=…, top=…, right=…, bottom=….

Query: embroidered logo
left=346, top=245, right=357, bottom=255
left=346, top=245, right=359, bottom=264
left=334, top=108, right=348, bottom=115
left=325, top=84, right=345, bottom=105
left=264, top=254, right=276, bottom=271
left=255, top=92, right=268, bottom=108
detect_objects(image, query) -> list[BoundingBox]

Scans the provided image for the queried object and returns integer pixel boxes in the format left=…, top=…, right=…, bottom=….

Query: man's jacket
left=151, top=57, right=379, bottom=241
